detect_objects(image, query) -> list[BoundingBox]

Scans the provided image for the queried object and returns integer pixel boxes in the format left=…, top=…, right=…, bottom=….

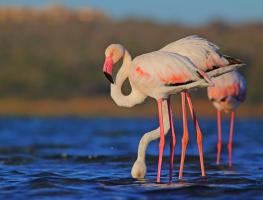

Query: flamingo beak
left=103, top=56, right=114, bottom=84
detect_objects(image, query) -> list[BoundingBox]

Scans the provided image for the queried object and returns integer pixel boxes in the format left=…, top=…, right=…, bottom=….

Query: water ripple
left=0, top=117, right=262, bottom=199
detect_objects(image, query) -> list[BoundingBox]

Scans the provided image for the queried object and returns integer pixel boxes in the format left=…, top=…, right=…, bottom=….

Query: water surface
left=0, top=117, right=262, bottom=199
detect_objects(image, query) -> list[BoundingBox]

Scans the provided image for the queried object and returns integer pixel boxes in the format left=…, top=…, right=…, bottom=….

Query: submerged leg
left=157, top=99, right=165, bottom=183
left=185, top=92, right=205, bottom=177
left=228, top=111, right=235, bottom=168
left=179, top=91, right=189, bottom=180
left=217, top=110, right=222, bottom=165
left=167, top=97, right=176, bottom=182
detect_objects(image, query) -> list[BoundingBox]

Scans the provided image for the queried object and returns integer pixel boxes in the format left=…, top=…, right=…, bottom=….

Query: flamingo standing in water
left=103, top=44, right=212, bottom=182
left=131, top=36, right=244, bottom=180
left=102, top=40, right=243, bottom=183
left=160, top=36, right=244, bottom=178
left=207, top=71, right=246, bottom=167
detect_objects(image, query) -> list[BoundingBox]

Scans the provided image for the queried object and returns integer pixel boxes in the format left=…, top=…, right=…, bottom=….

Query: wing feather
left=160, top=35, right=230, bottom=71
left=129, top=51, right=206, bottom=89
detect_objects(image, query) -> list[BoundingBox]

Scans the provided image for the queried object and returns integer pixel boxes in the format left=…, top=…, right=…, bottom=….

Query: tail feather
left=223, top=55, right=243, bottom=65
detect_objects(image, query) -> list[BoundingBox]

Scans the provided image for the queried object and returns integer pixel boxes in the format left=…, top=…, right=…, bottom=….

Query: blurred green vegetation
left=0, top=7, right=262, bottom=103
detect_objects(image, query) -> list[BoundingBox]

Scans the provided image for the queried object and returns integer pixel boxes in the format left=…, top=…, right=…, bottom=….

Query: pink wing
left=207, top=71, right=247, bottom=102
left=129, top=51, right=203, bottom=89
left=160, top=35, right=242, bottom=71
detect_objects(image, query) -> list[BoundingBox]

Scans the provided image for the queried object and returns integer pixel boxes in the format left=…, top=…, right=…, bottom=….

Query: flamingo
left=102, top=42, right=243, bottom=183
left=131, top=35, right=244, bottom=180
left=103, top=44, right=211, bottom=182
left=160, top=35, right=244, bottom=178
left=207, top=71, right=246, bottom=167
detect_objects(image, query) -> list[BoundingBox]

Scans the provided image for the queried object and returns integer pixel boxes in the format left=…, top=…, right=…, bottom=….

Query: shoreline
left=0, top=97, right=262, bottom=118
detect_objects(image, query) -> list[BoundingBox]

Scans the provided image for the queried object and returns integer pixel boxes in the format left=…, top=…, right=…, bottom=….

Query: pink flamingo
left=103, top=45, right=211, bottom=182
left=102, top=41, right=242, bottom=183
left=160, top=35, right=244, bottom=178
left=207, top=71, right=246, bottom=167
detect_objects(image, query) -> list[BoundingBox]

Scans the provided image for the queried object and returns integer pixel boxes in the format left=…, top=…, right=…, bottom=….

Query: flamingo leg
left=228, top=111, right=235, bottom=168
left=179, top=91, right=189, bottom=180
left=185, top=92, right=206, bottom=177
left=217, top=110, right=222, bottom=165
left=167, top=97, right=176, bottom=182
left=157, top=99, right=165, bottom=183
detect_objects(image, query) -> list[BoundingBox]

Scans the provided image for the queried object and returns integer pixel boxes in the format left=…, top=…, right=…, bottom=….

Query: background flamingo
left=207, top=71, right=246, bottom=167
left=103, top=42, right=243, bottom=182
left=160, top=35, right=244, bottom=179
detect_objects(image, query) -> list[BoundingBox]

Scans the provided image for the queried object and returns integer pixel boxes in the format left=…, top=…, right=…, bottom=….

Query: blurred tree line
left=0, top=6, right=262, bottom=103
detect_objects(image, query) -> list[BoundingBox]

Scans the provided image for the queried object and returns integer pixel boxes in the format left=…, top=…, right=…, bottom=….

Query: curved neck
left=115, top=50, right=132, bottom=86
left=110, top=50, right=146, bottom=108
left=137, top=101, right=170, bottom=161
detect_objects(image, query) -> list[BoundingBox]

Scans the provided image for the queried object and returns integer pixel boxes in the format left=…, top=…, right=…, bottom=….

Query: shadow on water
left=0, top=117, right=262, bottom=199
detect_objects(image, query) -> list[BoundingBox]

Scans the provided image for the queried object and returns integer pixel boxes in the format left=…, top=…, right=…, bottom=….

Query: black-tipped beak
left=104, top=72, right=114, bottom=84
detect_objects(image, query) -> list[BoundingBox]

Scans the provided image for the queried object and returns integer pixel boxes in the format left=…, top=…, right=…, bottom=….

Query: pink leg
left=228, top=111, right=235, bottom=168
left=157, top=99, right=165, bottom=183
left=179, top=91, right=189, bottom=180
left=167, top=97, right=176, bottom=182
left=217, top=110, right=222, bottom=165
left=185, top=92, right=205, bottom=177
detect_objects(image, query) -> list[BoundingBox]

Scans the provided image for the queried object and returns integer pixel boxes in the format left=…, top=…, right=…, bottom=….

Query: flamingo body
left=129, top=51, right=205, bottom=99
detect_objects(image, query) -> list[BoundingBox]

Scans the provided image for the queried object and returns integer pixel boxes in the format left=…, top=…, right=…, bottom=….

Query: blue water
left=0, top=117, right=262, bottom=200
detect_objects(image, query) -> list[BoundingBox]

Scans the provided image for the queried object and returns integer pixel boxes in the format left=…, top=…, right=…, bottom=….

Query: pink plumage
left=207, top=71, right=246, bottom=112
left=129, top=51, right=205, bottom=99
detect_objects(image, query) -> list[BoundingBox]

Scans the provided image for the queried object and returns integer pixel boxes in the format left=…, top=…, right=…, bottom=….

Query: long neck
left=110, top=50, right=146, bottom=108
left=137, top=101, right=170, bottom=161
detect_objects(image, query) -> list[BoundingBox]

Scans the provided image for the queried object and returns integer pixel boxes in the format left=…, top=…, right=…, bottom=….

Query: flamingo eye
left=220, top=97, right=227, bottom=102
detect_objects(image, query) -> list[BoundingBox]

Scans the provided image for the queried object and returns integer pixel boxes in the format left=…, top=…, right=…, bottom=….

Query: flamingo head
left=103, top=44, right=125, bottom=84
left=212, top=96, right=240, bottom=113
left=131, top=159, right=147, bottom=179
